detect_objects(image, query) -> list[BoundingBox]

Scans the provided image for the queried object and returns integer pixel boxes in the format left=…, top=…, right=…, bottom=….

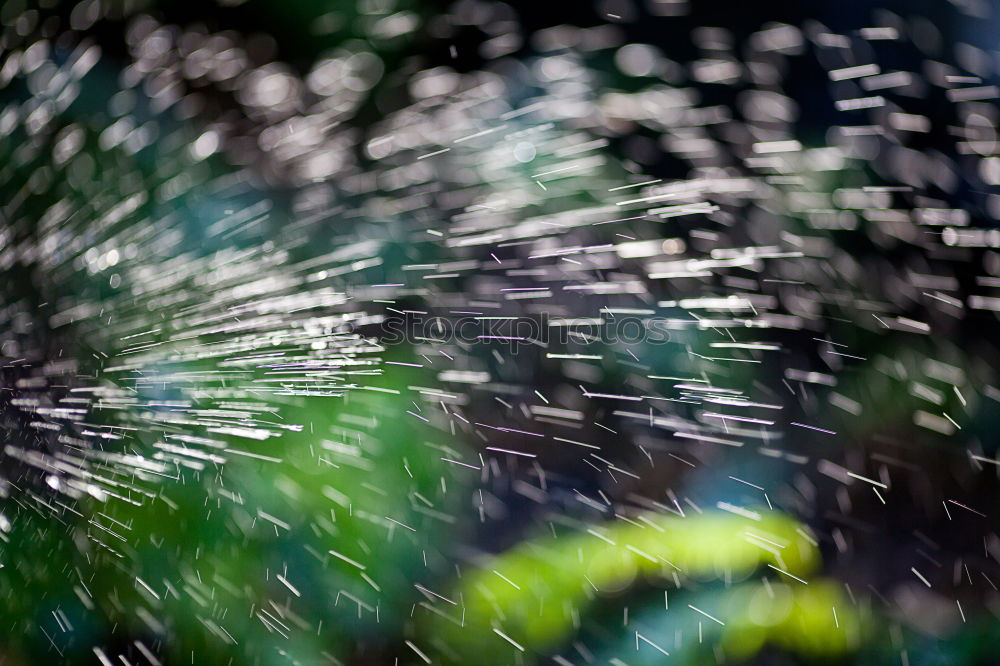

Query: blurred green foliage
left=0, top=363, right=470, bottom=664
left=424, top=510, right=862, bottom=664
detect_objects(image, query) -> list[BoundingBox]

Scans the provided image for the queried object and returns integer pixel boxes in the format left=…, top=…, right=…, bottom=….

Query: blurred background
left=1, top=0, right=999, bottom=664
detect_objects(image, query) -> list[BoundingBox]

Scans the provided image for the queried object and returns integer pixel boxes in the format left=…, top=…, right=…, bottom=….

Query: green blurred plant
left=421, top=509, right=863, bottom=664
